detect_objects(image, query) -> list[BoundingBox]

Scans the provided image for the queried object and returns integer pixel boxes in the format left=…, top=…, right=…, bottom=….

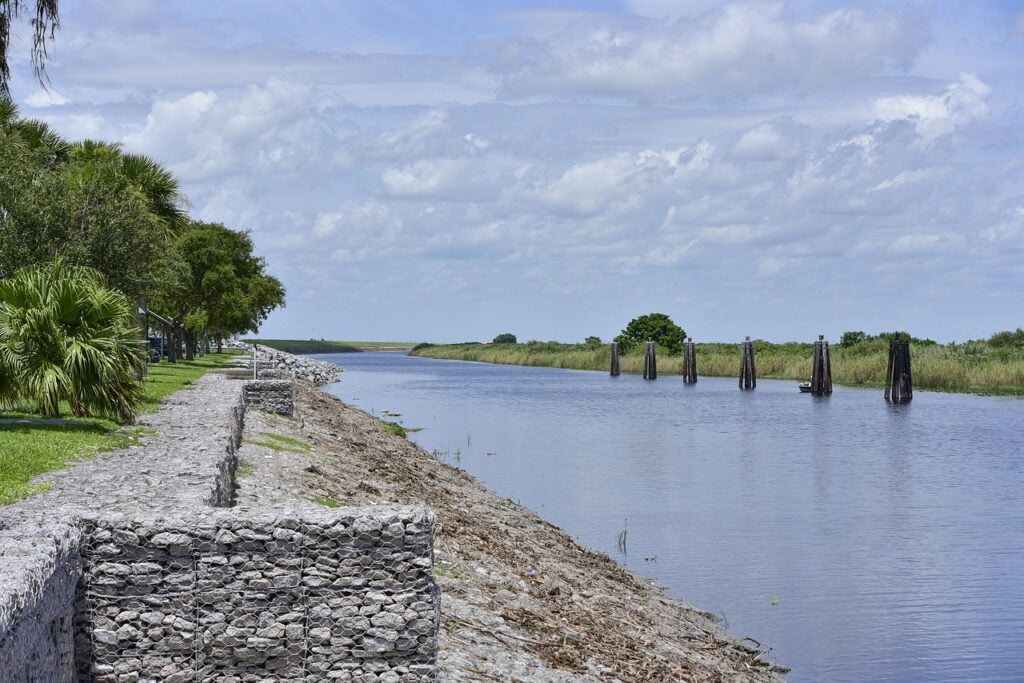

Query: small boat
left=798, top=381, right=812, bottom=393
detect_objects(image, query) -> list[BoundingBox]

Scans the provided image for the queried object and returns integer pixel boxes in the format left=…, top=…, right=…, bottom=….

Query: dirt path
left=236, top=382, right=788, bottom=682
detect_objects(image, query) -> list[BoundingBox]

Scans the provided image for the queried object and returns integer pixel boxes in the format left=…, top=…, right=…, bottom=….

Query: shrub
left=492, top=333, right=517, bottom=344
left=0, top=261, right=145, bottom=422
left=989, top=328, right=1024, bottom=348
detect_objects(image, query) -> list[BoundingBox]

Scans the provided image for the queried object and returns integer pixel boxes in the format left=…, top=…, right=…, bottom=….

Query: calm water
left=322, top=352, right=1024, bottom=682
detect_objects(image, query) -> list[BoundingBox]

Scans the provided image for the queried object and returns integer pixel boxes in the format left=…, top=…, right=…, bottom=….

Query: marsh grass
left=411, top=341, right=1024, bottom=396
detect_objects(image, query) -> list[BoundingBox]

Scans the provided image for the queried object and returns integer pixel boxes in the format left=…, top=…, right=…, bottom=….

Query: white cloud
left=731, top=122, right=799, bottom=160
left=23, top=89, right=70, bottom=107
left=381, top=158, right=478, bottom=199
left=874, top=74, right=991, bottom=141
left=497, top=4, right=926, bottom=101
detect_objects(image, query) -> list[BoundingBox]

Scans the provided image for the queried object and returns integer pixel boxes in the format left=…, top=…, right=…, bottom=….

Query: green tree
left=584, top=335, right=602, bottom=348
left=615, top=313, right=686, bottom=354
left=988, top=328, right=1024, bottom=348
left=492, top=333, right=517, bottom=344
left=0, top=109, right=187, bottom=301
left=0, top=260, right=144, bottom=421
left=839, top=331, right=868, bottom=347
left=153, top=222, right=285, bottom=358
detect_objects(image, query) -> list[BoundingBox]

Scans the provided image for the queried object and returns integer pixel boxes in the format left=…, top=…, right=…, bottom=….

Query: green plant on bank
left=236, top=463, right=255, bottom=477
left=410, top=330, right=1024, bottom=396
left=382, top=421, right=408, bottom=439
left=313, top=496, right=341, bottom=508
left=0, top=261, right=145, bottom=422
left=247, top=431, right=311, bottom=453
left=0, top=351, right=240, bottom=504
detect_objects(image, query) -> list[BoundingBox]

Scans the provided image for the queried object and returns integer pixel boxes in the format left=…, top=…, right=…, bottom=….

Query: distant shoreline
left=246, top=338, right=416, bottom=354
left=410, top=341, right=1024, bottom=397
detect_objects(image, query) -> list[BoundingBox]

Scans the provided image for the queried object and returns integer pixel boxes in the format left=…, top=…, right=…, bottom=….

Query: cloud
left=730, top=121, right=800, bottom=160
left=23, top=89, right=70, bottom=107
left=874, top=73, right=991, bottom=141
left=15, top=1, right=1024, bottom=341
left=495, top=3, right=927, bottom=101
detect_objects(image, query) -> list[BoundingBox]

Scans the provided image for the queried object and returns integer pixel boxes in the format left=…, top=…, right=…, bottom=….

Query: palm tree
left=0, top=260, right=145, bottom=422
left=120, top=152, right=189, bottom=230
left=1, top=0, right=61, bottom=99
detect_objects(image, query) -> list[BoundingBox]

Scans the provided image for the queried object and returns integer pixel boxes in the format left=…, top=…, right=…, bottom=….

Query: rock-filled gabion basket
left=74, top=507, right=438, bottom=682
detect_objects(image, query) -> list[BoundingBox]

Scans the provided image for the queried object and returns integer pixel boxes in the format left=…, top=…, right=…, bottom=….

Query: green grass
left=246, top=431, right=312, bottom=453
left=411, top=340, right=1024, bottom=397
left=0, top=351, right=241, bottom=505
left=245, top=339, right=416, bottom=353
left=313, top=496, right=341, bottom=508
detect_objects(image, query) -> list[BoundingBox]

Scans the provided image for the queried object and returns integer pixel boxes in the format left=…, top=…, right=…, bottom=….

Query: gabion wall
left=0, top=524, right=81, bottom=683
left=74, top=506, right=437, bottom=682
left=242, top=380, right=294, bottom=416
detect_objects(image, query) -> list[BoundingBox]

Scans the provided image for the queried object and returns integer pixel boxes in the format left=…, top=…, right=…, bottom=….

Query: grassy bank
left=0, top=351, right=240, bottom=504
left=410, top=340, right=1024, bottom=396
left=246, top=339, right=416, bottom=353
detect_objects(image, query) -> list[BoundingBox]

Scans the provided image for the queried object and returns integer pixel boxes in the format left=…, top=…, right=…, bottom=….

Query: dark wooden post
left=253, top=343, right=259, bottom=379
left=167, top=326, right=177, bottom=363
left=610, top=342, right=620, bottom=376
left=739, top=337, right=756, bottom=389
left=643, top=340, right=657, bottom=380
left=810, top=334, right=833, bottom=395
left=884, top=339, right=913, bottom=403
left=683, top=338, right=697, bottom=384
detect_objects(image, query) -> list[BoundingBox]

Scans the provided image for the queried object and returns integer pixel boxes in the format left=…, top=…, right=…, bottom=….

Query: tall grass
left=410, top=341, right=1024, bottom=396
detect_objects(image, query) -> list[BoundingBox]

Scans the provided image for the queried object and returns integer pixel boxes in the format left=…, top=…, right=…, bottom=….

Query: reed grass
left=410, top=341, right=1024, bottom=396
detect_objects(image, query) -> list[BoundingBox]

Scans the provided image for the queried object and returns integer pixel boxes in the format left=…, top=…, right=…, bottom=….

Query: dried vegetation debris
left=245, top=381, right=787, bottom=682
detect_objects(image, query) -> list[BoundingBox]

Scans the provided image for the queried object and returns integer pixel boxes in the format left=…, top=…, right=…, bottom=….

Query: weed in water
left=617, top=518, right=628, bottom=555
left=382, top=421, right=408, bottom=438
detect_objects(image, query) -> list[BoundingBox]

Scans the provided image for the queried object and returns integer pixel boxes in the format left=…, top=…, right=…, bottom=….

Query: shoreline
left=407, top=346, right=1024, bottom=398
left=1, top=347, right=786, bottom=680
left=259, top=379, right=788, bottom=680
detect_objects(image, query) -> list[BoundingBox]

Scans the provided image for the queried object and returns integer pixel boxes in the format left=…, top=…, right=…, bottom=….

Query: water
left=322, top=352, right=1024, bottom=682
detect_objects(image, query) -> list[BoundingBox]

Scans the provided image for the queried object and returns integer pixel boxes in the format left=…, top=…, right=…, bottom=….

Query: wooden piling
left=610, top=342, right=620, bottom=376
left=739, top=337, right=756, bottom=390
left=810, top=334, right=833, bottom=395
left=682, top=338, right=697, bottom=384
left=643, top=341, right=657, bottom=380
left=884, top=339, right=913, bottom=403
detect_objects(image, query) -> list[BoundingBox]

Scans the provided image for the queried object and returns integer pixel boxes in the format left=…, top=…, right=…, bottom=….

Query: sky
left=6, top=0, right=1024, bottom=343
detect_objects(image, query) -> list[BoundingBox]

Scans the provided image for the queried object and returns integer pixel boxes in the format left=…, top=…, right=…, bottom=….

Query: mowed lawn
left=0, top=351, right=240, bottom=504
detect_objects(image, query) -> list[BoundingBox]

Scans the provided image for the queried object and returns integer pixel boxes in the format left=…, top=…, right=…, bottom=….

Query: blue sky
left=7, top=1, right=1024, bottom=343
